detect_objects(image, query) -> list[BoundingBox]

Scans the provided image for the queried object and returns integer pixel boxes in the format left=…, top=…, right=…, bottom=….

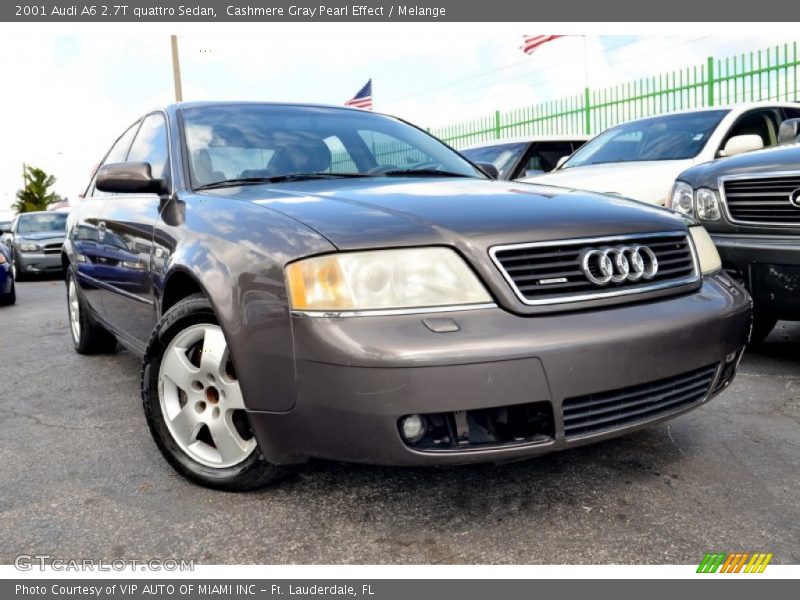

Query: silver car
left=1, top=211, right=67, bottom=280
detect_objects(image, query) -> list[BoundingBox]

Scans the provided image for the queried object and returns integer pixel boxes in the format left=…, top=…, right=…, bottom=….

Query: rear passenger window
left=127, top=113, right=170, bottom=181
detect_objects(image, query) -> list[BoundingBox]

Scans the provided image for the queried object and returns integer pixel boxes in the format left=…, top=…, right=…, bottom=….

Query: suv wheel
left=67, top=267, right=118, bottom=354
left=141, top=294, right=286, bottom=491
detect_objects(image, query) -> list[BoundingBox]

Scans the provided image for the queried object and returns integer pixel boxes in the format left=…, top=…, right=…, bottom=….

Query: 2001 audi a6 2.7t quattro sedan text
left=63, top=102, right=752, bottom=490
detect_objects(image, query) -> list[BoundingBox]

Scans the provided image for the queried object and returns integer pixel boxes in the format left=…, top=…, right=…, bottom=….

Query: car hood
left=15, top=231, right=66, bottom=242
left=206, top=177, right=685, bottom=251
left=523, top=160, right=696, bottom=206
left=678, top=143, right=800, bottom=189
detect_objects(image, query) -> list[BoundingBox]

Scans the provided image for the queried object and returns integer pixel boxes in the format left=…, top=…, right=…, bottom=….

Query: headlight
left=286, top=247, right=492, bottom=312
left=669, top=181, right=694, bottom=216
left=696, top=188, right=721, bottom=221
left=689, top=225, right=721, bottom=275
left=18, top=243, right=41, bottom=252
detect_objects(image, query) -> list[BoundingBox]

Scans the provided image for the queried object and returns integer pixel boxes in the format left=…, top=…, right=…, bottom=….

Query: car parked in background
left=64, top=101, right=750, bottom=491
left=523, top=102, right=800, bottom=205
left=671, top=118, right=800, bottom=343
left=460, top=136, right=590, bottom=180
left=0, top=242, right=15, bottom=305
left=2, top=211, right=67, bottom=280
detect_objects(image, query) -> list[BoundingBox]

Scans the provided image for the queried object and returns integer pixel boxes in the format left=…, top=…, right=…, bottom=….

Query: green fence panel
left=430, top=41, right=800, bottom=149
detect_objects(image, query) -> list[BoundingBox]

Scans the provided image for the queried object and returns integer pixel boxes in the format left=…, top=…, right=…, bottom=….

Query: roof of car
left=608, top=101, right=800, bottom=124
left=171, top=101, right=371, bottom=113
left=463, top=135, right=593, bottom=150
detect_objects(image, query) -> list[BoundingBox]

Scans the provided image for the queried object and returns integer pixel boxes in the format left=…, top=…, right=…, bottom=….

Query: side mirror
left=95, top=162, right=169, bottom=195
left=556, top=156, right=569, bottom=169
left=719, top=134, right=764, bottom=158
left=0, top=227, right=11, bottom=235
left=475, top=162, right=499, bottom=179
left=778, top=118, right=800, bottom=145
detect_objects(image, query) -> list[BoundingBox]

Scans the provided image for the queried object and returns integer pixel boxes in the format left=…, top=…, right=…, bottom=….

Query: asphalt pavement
left=1, top=277, right=798, bottom=564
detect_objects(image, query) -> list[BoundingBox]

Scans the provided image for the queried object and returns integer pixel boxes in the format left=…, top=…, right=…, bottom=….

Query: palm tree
left=12, top=165, right=59, bottom=213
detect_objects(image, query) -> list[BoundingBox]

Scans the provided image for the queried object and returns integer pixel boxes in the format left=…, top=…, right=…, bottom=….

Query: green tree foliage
left=13, top=165, right=59, bottom=213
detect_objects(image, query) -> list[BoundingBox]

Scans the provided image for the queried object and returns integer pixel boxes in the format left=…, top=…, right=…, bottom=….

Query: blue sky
left=0, top=28, right=793, bottom=214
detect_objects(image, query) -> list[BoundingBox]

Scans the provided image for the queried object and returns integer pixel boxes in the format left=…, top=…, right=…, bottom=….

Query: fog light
left=400, top=414, right=426, bottom=443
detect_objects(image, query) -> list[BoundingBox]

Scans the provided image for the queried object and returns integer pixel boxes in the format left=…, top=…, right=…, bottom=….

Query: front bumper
left=248, top=275, right=751, bottom=466
left=15, top=252, right=62, bottom=275
left=712, top=233, right=800, bottom=318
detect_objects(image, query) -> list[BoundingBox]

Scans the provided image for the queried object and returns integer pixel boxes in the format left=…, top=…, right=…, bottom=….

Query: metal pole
left=171, top=35, right=183, bottom=102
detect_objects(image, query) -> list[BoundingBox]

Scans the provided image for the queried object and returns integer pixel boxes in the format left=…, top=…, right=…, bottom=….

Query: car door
left=72, top=120, right=141, bottom=315
left=96, top=112, right=170, bottom=348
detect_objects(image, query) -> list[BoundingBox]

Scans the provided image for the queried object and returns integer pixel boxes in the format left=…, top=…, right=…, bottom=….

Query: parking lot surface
left=1, top=278, right=798, bottom=564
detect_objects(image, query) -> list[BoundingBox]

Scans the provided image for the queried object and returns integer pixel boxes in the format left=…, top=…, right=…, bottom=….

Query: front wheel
left=141, top=294, right=286, bottom=491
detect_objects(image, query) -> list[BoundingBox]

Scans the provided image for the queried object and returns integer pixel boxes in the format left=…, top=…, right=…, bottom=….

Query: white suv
left=523, top=102, right=800, bottom=205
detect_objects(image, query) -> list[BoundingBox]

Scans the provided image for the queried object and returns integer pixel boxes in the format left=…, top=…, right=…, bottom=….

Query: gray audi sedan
left=64, top=102, right=751, bottom=491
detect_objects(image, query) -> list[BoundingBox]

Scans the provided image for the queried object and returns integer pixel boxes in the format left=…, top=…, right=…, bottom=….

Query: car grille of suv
left=562, top=364, right=719, bottom=439
left=722, top=174, right=800, bottom=225
left=490, top=232, right=698, bottom=305
left=43, top=242, right=63, bottom=255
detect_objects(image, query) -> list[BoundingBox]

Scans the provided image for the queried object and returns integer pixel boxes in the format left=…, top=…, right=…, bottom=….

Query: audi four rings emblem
left=790, top=188, right=800, bottom=208
left=581, top=245, right=659, bottom=286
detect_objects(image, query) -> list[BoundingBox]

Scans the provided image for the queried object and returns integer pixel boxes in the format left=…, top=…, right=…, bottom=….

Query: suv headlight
left=18, top=242, right=41, bottom=252
left=689, top=225, right=721, bottom=275
left=670, top=181, right=694, bottom=217
left=286, top=247, right=492, bottom=312
left=696, top=188, right=721, bottom=221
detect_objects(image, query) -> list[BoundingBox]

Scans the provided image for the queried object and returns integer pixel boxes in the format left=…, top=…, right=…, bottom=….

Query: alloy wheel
left=158, top=323, right=255, bottom=468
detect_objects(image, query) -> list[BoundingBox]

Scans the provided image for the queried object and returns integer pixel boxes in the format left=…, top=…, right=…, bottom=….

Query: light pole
left=171, top=35, right=183, bottom=102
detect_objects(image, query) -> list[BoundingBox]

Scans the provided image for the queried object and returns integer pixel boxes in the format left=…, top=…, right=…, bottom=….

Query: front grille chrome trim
left=719, top=170, right=800, bottom=227
left=489, top=231, right=701, bottom=306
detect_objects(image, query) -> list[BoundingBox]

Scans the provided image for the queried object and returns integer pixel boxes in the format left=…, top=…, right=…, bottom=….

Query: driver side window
left=724, top=109, right=780, bottom=150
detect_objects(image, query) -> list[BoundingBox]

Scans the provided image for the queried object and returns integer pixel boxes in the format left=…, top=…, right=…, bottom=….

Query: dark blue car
left=0, top=242, right=15, bottom=305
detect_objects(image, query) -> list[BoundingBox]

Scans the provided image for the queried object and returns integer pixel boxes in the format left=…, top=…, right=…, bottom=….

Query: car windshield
left=17, top=212, right=68, bottom=234
left=561, top=109, right=730, bottom=169
left=181, top=105, right=484, bottom=188
left=461, top=143, right=528, bottom=179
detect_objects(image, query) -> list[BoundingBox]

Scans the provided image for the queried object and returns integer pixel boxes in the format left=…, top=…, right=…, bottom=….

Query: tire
left=0, top=279, right=14, bottom=305
left=12, top=254, right=27, bottom=282
left=141, top=293, right=286, bottom=491
left=66, top=267, right=118, bottom=354
left=749, top=310, right=778, bottom=346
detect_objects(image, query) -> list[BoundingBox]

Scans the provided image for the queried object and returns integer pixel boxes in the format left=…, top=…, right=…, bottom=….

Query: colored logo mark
left=697, top=552, right=773, bottom=573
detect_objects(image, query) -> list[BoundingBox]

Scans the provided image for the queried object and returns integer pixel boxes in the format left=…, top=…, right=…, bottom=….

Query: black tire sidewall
left=141, top=296, right=276, bottom=491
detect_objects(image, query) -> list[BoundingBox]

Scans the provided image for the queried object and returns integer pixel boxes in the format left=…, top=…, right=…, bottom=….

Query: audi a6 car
left=63, top=102, right=751, bottom=491
left=3, top=211, right=67, bottom=280
left=671, top=118, right=800, bottom=343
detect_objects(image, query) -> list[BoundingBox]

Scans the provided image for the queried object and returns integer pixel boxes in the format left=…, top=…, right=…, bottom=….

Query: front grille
left=562, top=364, right=718, bottom=439
left=722, top=174, right=800, bottom=225
left=490, top=232, right=698, bottom=305
left=43, top=243, right=63, bottom=255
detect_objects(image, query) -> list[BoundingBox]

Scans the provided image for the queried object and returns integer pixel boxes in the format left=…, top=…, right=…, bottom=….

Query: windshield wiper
left=195, top=173, right=370, bottom=190
left=380, top=169, right=473, bottom=178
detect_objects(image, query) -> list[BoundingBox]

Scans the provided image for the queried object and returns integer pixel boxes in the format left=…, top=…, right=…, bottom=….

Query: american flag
left=520, top=35, right=565, bottom=55
left=345, top=79, right=372, bottom=110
